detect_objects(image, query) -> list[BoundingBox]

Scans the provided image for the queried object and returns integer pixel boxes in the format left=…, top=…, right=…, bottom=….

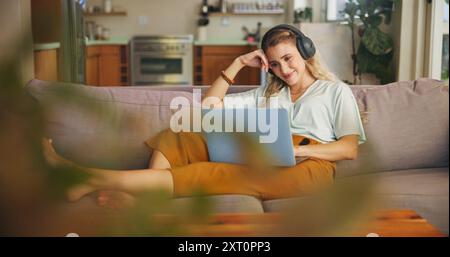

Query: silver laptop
left=202, top=108, right=299, bottom=167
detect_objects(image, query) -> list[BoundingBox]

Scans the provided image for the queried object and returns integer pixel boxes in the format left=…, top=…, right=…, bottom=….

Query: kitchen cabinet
left=85, top=45, right=129, bottom=86
left=194, top=45, right=260, bottom=85
left=34, top=49, right=58, bottom=81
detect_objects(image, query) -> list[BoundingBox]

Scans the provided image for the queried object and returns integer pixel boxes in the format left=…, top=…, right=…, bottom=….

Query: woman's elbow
left=345, top=147, right=358, bottom=160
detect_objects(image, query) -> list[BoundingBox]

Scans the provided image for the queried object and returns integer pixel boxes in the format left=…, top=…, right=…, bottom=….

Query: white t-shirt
left=223, top=80, right=367, bottom=144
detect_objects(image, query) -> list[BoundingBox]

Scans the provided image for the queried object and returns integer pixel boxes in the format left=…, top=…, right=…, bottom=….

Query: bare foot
left=97, top=191, right=136, bottom=209
left=42, top=138, right=74, bottom=167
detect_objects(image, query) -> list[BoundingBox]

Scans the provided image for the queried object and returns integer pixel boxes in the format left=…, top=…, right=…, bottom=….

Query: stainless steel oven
left=130, top=35, right=193, bottom=85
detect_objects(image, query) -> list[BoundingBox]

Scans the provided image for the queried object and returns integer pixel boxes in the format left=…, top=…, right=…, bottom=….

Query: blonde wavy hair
left=262, top=29, right=336, bottom=99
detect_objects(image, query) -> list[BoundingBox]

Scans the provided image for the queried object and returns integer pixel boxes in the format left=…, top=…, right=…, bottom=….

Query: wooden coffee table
left=350, top=209, right=445, bottom=237
left=180, top=209, right=445, bottom=237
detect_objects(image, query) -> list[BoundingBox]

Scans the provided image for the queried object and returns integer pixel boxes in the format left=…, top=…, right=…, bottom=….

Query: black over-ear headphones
left=261, top=24, right=316, bottom=75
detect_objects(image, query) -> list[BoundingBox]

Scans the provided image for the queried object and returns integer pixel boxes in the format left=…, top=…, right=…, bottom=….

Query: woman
left=43, top=24, right=366, bottom=209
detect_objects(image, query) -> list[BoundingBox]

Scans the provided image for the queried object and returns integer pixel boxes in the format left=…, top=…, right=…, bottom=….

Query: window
left=441, top=1, right=449, bottom=82
left=326, top=0, right=348, bottom=21
left=292, top=0, right=349, bottom=23
left=427, top=0, right=449, bottom=84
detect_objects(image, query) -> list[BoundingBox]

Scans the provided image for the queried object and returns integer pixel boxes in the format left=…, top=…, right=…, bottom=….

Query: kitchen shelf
left=84, top=11, right=127, bottom=17
left=209, top=11, right=284, bottom=16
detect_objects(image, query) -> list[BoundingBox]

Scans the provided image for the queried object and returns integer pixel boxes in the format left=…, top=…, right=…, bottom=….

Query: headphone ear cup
left=296, top=36, right=316, bottom=60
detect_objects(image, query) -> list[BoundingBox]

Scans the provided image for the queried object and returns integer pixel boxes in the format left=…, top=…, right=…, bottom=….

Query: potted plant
left=342, top=0, right=398, bottom=85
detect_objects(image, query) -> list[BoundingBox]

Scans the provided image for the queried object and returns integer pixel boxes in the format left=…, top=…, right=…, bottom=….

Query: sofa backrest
left=26, top=79, right=449, bottom=175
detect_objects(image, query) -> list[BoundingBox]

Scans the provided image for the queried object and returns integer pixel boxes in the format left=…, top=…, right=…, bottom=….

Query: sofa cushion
left=172, top=195, right=264, bottom=213
left=336, top=79, right=449, bottom=177
left=372, top=168, right=448, bottom=196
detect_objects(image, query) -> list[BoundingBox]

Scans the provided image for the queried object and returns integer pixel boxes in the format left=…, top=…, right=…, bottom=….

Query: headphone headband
left=261, top=24, right=316, bottom=61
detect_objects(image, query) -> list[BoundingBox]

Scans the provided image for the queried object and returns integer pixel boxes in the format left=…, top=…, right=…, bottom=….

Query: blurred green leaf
left=362, top=27, right=393, bottom=55
left=357, top=43, right=394, bottom=83
left=45, top=165, right=91, bottom=202
left=368, top=14, right=383, bottom=27
left=356, top=43, right=372, bottom=74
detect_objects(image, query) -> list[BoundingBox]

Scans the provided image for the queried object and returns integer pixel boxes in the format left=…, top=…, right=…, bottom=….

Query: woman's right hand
left=237, top=49, right=269, bottom=72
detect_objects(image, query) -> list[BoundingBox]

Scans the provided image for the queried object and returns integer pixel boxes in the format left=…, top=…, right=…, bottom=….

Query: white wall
left=85, top=0, right=288, bottom=39
left=0, top=0, right=34, bottom=85
left=206, top=15, right=286, bottom=40
left=299, top=23, right=354, bottom=83
left=86, top=0, right=199, bottom=36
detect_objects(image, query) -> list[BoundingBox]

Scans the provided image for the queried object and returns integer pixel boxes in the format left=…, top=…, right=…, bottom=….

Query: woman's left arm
left=294, top=135, right=359, bottom=162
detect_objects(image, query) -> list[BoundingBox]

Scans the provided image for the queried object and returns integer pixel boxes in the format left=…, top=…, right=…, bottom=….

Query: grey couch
left=26, top=78, right=449, bottom=235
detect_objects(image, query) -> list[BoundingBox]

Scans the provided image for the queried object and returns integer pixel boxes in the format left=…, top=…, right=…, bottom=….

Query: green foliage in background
left=442, top=35, right=449, bottom=81
left=294, top=7, right=313, bottom=23
left=343, top=0, right=398, bottom=84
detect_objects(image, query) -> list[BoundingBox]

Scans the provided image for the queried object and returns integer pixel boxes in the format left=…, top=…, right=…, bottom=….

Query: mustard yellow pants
left=146, top=129, right=336, bottom=201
